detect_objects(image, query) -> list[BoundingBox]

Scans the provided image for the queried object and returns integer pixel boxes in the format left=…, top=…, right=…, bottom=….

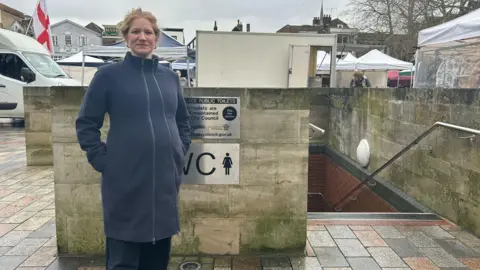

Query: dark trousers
left=105, top=237, right=172, bottom=270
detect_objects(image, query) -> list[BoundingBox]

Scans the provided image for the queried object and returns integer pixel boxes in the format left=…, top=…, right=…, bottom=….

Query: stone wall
left=328, top=88, right=480, bottom=236
left=23, top=87, right=53, bottom=166
left=51, top=87, right=309, bottom=256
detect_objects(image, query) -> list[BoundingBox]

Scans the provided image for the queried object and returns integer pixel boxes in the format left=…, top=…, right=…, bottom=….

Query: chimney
left=214, top=21, right=218, bottom=31
left=238, top=20, right=243, bottom=31
left=246, top=23, right=250, bottom=32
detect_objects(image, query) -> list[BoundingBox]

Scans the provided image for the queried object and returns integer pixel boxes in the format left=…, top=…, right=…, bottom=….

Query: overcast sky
left=4, top=0, right=350, bottom=42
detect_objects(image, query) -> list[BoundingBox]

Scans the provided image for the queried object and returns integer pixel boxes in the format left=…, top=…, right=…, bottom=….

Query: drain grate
left=179, top=261, right=201, bottom=270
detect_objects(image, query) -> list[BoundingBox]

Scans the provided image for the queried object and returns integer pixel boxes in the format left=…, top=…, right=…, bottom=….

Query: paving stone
left=290, top=257, right=322, bottom=270
left=314, top=247, right=349, bottom=267
left=418, top=247, right=466, bottom=268
left=0, top=255, right=28, bottom=270
left=349, top=226, right=373, bottom=231
left=403, top=257, right=440, bottom=270
left=0, top=246, right=12, bottom=255
left=308, top=231, right=336, bottom=247
left=373, top=226, right=405, bottom=239
left=214, top=257, right=231, bottom=267
left=306, top=239, right=316, bottom=257
left=404, top=232, right=439, bottom=248
left=335, top=239, right=370, bottom=257
left=0, top=230, right=31, bottom=246
left=5, top=237, right=49, bottom=256
left=261, top=257, right=291, bottom=267
left=20, top=246, right=57, bottom=267
left=14, top=216, right=51, bottom=231
left=3, top=211, right=36, bottom=224
left=21, top=201, right=50, bottom=213
left=346, top=257, right=381, bottom=270
left=383, top=238, right=424, bottom=258
left=450, top=231, right=480, bottom=248
left=35, top=209, right=55, bottom=217
left=231, top=257, right=261, bottom=269
left=27, top=219, right=56, bottom=238
left=354, top=231, right=388, bottom=247
left=0, top=205, right=23, bottom=218
left=326, top=225, right=356, bottom=239
left=367, top=247, right=407, bottom=268
left=16, top=267, right=47, bottom=270
left=459, top=258, right=480, bottom=269
left=434, top=239, right=480, bottom=258
left=420, top=226, right=454, bottom=239
left=0, top=223, right=18, bottom=237
left=307, top=225, right=326, bottom=231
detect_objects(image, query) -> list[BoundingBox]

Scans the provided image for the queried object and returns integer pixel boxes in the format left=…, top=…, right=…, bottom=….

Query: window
left=22, top=52, right=68, bottom=78
left=65, top=31, right=72, bottom=46
left=171, top=35, right=178, bottom=40
left=0, top=53, right=35, bottom=83
left=78, top=35, right=88, bottom=46
left=53, top=35, right=58, bottom=46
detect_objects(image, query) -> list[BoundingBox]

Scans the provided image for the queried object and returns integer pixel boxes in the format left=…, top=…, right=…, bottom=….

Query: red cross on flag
left=32, top=0, right=54, bottom=55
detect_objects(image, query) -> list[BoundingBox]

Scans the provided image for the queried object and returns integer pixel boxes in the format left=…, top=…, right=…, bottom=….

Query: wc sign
left=181, top=143, right=240, bottom=185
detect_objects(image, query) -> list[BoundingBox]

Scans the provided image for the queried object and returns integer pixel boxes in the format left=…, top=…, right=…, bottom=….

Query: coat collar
left=124, top=51, right=160, bottom=71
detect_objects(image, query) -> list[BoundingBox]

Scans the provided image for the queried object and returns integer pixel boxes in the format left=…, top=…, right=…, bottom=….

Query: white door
left=288, top=45, right=311, bottom=88
left=0, top=52, right=32, bottom=118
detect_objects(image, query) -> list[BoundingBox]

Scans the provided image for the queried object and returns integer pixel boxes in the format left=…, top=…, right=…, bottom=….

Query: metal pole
left=81, top=51, right=85, bottom=87
left=186, top=59, right=190, bottom=87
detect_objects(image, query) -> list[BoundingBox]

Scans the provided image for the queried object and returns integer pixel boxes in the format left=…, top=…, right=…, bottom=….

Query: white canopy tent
left=414, top=8, right=480, bottom=88
left=57, top=51, right=104, bottom=64
left=417, top=8, right=480, bottom=48
left=316, top=52, right=357, bottom=71
left=76, top=45, right=189, bottom=85
left=336, top=49, right=413, bottom=71
left=82, top=45, right=188, bottom=60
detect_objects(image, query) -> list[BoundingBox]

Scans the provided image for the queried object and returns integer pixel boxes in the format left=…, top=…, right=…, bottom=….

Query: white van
left=0, top=29, right=81, bottom=119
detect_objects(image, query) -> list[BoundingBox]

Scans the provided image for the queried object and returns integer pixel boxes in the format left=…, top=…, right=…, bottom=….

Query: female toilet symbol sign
left=222, top=153, right=233, bottom=175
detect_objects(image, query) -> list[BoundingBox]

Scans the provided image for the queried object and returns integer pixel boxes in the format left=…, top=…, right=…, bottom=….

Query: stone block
left=66, top=217, right=104, bottom=255
left=26, top=148, right=53, bottom=167
left=51, top=86, right=87, bottom=108
left=228, top=185, right=276, bottom=218
left=276, top=144, right=309, bottom=186
left=54, top=184, right=102, bottom=218
left=52, top=109, right=80, bottom=143
left=241, top=109, right=309, bottom=144
left=53, top=143, right=100, bottom=184
left=192, top=218, right=240, bottom=255
left=240, top=217, right=306, bottom=255
left=239, top=144, right=278, bottom=186
left=24, top=112, right=51, bottom=133
left=247, top=88, right=311, bottom=110
left=171, top=218, right=198, bottom=255
left=25, top=132, right=52, bottom=148
left=178, top=185, right=229, bottom=219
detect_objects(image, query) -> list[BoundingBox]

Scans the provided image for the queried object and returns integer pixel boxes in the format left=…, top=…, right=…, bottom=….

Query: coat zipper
left=152, top=72, right=180, bottom=233
left=140, top=60, right=157, bottom=245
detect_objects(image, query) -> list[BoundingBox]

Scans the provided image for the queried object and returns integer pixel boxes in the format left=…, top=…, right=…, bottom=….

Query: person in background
left=350, top=70, right=371, bottom=88
left=75, top=7, right=191, bottom=270
left=176, top=70, right=188, bottom=87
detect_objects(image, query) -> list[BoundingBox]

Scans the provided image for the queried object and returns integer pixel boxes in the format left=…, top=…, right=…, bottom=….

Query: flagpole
left=24, top=0, right=40, bottom=36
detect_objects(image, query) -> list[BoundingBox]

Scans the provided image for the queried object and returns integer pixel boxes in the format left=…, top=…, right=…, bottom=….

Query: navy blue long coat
left=75, top=52, right=191, bottom=243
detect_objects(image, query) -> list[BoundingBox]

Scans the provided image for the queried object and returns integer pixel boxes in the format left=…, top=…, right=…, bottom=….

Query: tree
left=342, top=0, right=478, bottom=59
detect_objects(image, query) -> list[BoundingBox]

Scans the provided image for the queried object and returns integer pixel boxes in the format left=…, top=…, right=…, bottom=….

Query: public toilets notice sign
left=182, top=143, right=239, bottom=184
left=185, top=97, right=240, bottom=139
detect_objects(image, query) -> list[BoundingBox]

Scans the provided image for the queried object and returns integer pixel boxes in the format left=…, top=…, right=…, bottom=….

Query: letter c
left=196, top=152, right=216, bottom=175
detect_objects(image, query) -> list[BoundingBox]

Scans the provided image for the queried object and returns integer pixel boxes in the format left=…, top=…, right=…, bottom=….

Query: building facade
left=50, top=19, right=102, bottom=61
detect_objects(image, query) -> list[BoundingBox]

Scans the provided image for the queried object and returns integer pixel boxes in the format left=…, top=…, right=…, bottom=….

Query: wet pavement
left=1, top=127, right=480, bottom=269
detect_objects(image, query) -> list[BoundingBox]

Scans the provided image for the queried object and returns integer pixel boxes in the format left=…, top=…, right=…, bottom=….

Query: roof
left=85, top=22, right=104, bottom=34
left=0, top=3, right=24, bottom=18
left=330, top=18, right=349, bottom=28
left=418, top=8, right=480, bottom=47
left=51, top=19, right=102, bottom=36
left=0, top=28, right=49, bottom=54
left=277, top=25, right=327, bottom=34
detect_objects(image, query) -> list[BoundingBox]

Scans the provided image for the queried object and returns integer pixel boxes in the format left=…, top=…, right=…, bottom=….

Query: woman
left=350, top=70, right=371, bottom=88
left=75, top=8, right=191, bottom=270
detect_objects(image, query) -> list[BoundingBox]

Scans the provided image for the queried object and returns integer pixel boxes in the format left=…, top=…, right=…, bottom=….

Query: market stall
left=414, top=8, right=480, bottom=88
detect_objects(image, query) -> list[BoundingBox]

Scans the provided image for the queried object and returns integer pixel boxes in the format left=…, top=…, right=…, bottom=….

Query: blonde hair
left=120, top=8, right=160, bottom=38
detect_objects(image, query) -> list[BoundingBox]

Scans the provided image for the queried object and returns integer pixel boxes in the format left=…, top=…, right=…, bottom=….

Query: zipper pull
left=152, top=237, right=156, bottom=245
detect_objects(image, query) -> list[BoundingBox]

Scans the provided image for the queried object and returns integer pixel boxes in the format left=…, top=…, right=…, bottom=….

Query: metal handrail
left=309, top=123, right=325, bottom=139
left=330, top=121, right=480, bottom=211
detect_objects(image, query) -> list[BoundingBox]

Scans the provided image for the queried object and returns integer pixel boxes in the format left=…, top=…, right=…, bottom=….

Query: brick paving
left=2, top=127, right=480, bottom=269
